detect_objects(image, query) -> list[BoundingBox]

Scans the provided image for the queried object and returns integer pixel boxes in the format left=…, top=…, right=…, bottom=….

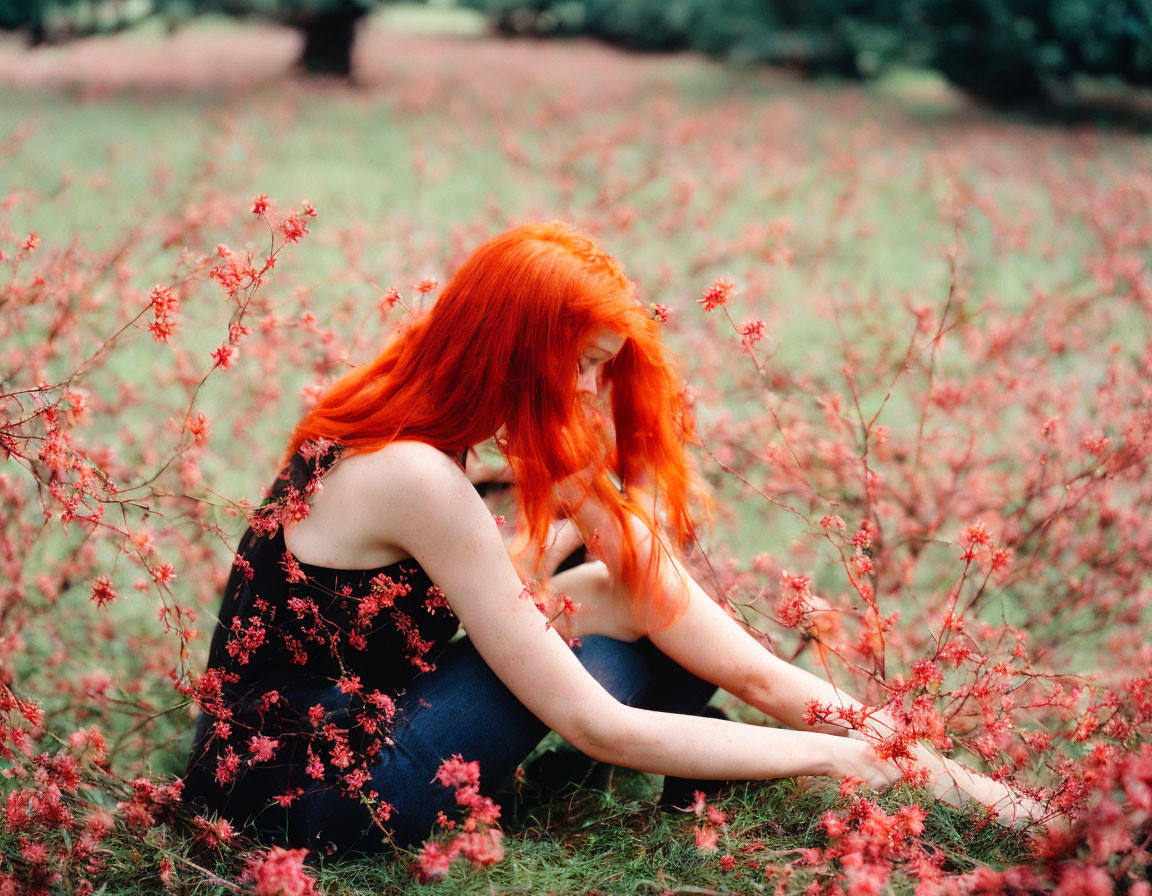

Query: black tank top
left=183, top=442, right=461, bottom=821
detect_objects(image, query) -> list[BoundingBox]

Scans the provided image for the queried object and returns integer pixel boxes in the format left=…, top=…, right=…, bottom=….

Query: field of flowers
left=2, top=10, right=1151, bottom=895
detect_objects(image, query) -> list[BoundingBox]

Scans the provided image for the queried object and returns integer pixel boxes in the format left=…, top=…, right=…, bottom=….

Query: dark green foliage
left=473, top=0, right=909, bottom=77
left=0, top=0, right=150, bottom=43
left=0, top=0, right=45, bottom=40
left=465, top=0, right=1152, bottom=105
left=913, top=0, right=1152, bottom=105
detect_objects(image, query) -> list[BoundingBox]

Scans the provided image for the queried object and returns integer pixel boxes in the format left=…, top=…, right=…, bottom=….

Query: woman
left=183, top=222, right=1037, bottom=857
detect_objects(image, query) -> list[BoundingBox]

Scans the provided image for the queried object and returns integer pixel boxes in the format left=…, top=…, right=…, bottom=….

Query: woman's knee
left=551, top=560, right=646, bottom=642
left=571, top=635, right=715, bottom=714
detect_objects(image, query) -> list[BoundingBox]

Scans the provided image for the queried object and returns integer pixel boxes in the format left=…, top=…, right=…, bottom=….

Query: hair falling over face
left=288, top=221, right=709, bottom=629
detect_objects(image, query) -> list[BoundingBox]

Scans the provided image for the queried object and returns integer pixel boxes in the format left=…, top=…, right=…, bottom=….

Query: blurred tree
left=0, top=0, right=381, bottom=75
left=465, top=0, right=1152, bottom=107
left=277, top=0, right=374, bottom=75
left=0, top=0, right=46, bottom=43
left=913, top=0, right=1152, bottom=105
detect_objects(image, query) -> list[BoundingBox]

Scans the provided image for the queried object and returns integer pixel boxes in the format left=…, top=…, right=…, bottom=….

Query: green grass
left=89, top=766, right=1033, bottom=895
left=2, top=11, right=1150, bottom=893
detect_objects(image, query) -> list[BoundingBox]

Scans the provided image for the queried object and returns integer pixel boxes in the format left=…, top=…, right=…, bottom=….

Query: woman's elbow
left=557, top=700, right=634, bottom=765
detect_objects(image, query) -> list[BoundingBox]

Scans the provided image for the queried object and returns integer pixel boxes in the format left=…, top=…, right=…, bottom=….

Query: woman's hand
left=835, top=737, right=906, bottom=792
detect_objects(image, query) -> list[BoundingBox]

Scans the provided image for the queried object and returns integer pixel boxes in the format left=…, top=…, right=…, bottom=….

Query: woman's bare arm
left=647, top=568, right=1048, bottom=824
left=560, top=489, right=1047, bottom=826
left=360, top=441, right=900, bottom=788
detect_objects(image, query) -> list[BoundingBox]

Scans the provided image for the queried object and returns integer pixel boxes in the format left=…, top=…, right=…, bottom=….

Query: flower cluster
left=415, top=755, right=505, bottom=882
left=242, top=846, right=318, bottom=896
left=682, top=789, right=730, bottom=859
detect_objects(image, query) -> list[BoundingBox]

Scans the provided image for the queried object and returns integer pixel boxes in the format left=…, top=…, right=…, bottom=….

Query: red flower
left=21, top=231, right=40, bottom=251
left=415, top=841, right=452, bottom=881
left=281, top=212, right=310, bottom=244
left=146, top=318, right=174, bottom=343
left=694, top=824, right=719, bottom=852
left=821, top=810, right=846, bottom=838
left=698, top=277, right=735, bottom=311
left=739, top=319, right=766, bottom=348
left=251, top=193, right=270, bottom=216
left=961, top=520, right=992, bottom=561
left=706, top=805, right=728, bottom=826
left=337, top=675, right=362, bottom=695
left=378, top=288, right=402, bottom=315
left=248, top=735, right=280, bottom=764
left=342, top=768, right=371, bottom=792
left=413, top=277, right=439, bottom=295
left=184, top=411, right=211, bottom=443
left=215, top=747, right=240, bottom=785
left=89, top=576, right=117, bottom=609
left=245, top=846, right=317, bottom=896
left=820, top=514, right=847, bottom=531
left=850, top=519, right=875, bottom=549
left=281, top=552, right=306, bottom=584
left=193, top=814, right=235, bottom=848
left=150, top=284, right=177, bottom=315
left=147, top=284, right=179, bottom=342
left=435, top=754, right=481, bottom=789
left=776, top=571, right=816, bottom=628
left=212, top=342, right=239, bottom=369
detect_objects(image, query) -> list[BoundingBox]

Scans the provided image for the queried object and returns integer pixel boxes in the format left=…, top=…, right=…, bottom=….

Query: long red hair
left=287, top=222, right=705, bottom=629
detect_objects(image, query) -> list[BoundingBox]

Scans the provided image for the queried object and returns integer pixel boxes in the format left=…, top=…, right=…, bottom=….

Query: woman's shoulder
left=284, top=440, right=476, bottom=568
left=333, top=442, right=497, bottom=559
left=334, top=441, right=469, bottom=503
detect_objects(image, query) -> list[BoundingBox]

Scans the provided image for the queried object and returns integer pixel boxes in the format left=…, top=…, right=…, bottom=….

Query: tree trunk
left=297, top=5, right=364, bottom=78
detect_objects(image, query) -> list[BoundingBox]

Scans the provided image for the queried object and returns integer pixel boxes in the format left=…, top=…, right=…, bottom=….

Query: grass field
left=2, top=8, right=1151, bottom=894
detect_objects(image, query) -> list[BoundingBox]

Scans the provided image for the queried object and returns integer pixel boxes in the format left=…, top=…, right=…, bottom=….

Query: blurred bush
left=465, top=0, right=1152, bottom=106
left=918, top=0, right=1152, bottom=105
left=472, top=0, right=907, bottom=77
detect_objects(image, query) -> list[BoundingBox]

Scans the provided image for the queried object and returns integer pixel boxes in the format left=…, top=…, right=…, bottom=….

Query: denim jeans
left=263, top=634, right=717, bottom=856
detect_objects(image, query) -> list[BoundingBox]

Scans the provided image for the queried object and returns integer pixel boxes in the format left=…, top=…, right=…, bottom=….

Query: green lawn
left=2, top=9, right=1150, bottom=893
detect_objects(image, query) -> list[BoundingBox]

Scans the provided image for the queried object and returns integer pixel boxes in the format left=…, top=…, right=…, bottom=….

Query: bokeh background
left=2, top=3, right=1151, bottom=894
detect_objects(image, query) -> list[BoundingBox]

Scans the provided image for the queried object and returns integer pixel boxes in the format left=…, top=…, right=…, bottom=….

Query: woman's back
left=182, top=443, right=460, bottom=838
left=280, top=442, right=444, bottom=571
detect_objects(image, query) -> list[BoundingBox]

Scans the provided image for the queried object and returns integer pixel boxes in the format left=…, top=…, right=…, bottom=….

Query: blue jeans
left=263, top=635, right=717, bottom=856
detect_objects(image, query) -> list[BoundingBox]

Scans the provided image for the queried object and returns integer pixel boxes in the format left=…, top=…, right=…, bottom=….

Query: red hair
left=287, top=222, right=705, bottom=629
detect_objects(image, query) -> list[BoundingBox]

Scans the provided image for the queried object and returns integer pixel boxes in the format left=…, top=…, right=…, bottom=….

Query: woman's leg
left=289, top=633, right=717, bottom=856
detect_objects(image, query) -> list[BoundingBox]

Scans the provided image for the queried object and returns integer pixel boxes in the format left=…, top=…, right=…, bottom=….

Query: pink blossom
left=698, top=277, right=735, bottom=311
left=693, top=824, right=719, bottom=852
left=415, top=841, right=452, bottom=881
left=89, top=576, right=117, bottom=609
left=739, top=319, right=766, bottom=348
left=245, top=847, right=317, bottom=896
left=281, top=212, right=310, bottom=244
left=247, top=735, right=279, bottom=764
left=435, top=754, right=480, bottom=789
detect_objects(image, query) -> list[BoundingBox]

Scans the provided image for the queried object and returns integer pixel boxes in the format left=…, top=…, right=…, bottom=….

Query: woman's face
left=576, top=327, right=626, bottom=400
